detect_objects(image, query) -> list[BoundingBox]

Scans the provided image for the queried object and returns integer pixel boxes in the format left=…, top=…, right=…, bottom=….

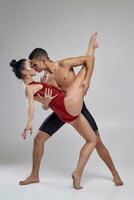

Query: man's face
left=24, top=60, right=36, bottom=76
left=30, top=59, right=46, bottom=73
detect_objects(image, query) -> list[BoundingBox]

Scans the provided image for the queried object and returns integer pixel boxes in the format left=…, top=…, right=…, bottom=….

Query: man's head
left=29, top=48, right=49, bottom=72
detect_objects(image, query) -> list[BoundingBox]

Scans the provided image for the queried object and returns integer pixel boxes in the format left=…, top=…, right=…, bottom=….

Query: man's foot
left=113, top=175, right=124, bottom=186
left=71, top=171, right=83, bottom=190
left=19, top=175, right=39, bottom=185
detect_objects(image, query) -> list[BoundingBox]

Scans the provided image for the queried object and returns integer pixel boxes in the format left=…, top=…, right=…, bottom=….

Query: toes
left=19, top=181, right=25, bottom=185
left=74, top=186, right=83, bottom=190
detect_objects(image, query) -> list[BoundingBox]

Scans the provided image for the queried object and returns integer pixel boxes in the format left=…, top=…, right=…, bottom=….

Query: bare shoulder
left=58, top=58, right=69, bottom=68
left=25, top=84, right=43, bottom=97
left=58, top=56, right=87, bottom=69
left=25, top=85, right=33, bottom=97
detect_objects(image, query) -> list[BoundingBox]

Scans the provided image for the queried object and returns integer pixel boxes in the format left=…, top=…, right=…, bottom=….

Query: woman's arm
left=27, top=88, right=35, bottom=124
left=21, top=86, right=35, bottom=139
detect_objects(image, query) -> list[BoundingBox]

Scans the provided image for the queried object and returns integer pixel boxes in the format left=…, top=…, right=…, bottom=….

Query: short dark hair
left=29, top=48, right=49, bottom=60
left=10, top=59, right=26, bottom=79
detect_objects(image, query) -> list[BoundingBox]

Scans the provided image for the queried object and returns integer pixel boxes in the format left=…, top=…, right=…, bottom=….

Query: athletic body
left=10, top=37, right=97, bottom=189
left=15, top=33, right=123, bottom=187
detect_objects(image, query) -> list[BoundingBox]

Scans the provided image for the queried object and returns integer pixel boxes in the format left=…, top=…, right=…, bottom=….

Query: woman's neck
left=23, top=76, right=34, bottom=85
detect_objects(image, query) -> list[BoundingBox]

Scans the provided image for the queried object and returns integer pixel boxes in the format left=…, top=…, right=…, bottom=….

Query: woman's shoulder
left=25, top=84, right=34, bottom=97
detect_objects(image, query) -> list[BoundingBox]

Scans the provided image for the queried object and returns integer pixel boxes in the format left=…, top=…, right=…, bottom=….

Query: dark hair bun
left=10, top=59, right=17, bottom=70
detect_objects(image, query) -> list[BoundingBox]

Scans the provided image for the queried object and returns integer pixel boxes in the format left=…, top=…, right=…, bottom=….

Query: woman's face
left=24, top=60, right=36, bottom=76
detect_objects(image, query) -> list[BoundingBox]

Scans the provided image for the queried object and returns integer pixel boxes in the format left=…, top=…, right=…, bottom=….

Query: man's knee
left=34, top=131, right=50, bottom=144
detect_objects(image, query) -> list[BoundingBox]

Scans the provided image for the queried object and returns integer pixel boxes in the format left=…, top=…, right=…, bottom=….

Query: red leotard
left=29, top=81, right=78, bottom=122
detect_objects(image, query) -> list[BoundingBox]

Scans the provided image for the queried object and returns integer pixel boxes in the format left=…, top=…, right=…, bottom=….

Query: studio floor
left=0, top=161, right=133, bottom=200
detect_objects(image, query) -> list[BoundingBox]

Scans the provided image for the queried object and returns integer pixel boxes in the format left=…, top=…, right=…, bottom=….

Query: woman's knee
left=34, top=131, right=50, bottom=144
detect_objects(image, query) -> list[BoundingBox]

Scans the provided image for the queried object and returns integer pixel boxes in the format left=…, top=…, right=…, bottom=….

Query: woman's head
left=10, top=59, right=36, bottom=79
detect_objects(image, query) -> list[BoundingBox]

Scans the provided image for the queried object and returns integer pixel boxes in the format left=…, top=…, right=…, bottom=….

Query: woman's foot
left=86, top=32, right=99, bottom=55
left=71, top=171, right=83, bottom=190
left=19, top=175, right=39, bottom=185
left=113, top=174, right=124, bottom=186
left=89, top=32, right=99, bottom=49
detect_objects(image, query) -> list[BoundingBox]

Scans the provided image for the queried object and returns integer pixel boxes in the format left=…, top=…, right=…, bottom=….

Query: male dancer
left=19, top=33, right=123, bottom=186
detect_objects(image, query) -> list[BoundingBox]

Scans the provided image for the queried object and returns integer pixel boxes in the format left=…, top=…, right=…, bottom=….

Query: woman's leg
left=64, top=55, right=94, bottom=116
left=69, top=114, right=97, bottom=189
left=64, top=34, right=98, bottom=116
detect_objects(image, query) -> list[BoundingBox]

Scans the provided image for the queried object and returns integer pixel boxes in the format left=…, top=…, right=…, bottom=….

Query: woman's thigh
left=64, top=68, right=86, bottom=115
left=66, top=66, right=86, bottom=98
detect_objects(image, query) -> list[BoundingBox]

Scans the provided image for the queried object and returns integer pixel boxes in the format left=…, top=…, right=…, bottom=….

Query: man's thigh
left=39, top=112, right=65, bottom=136
left=81, top=102, right=99, bottom=135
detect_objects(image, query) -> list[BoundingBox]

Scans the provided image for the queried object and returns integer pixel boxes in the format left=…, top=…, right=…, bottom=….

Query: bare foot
left=19, top=176, right=39, bottom=185
left=71, top=171, right=83, bottom=190
left=113, top=175, right=124, bottom=186
left=90, top=32, right=99, bottom=49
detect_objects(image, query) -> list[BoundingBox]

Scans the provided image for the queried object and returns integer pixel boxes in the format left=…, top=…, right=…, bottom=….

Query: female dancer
left=10, top=49, right=96, bottom=190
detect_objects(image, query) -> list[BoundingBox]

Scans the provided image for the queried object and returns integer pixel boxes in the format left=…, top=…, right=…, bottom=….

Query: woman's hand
left=21, top=122, right=33, bottom=140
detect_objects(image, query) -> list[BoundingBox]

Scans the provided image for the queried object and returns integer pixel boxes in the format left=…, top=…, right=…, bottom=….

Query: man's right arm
left=59, top=55, right=91, bottom=69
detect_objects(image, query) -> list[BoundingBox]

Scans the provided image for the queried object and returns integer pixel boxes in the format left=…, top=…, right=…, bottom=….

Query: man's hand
left=40, top=71, right=49, bottom=82
left=80, top=80, right=90, bottom=96
left=21, top=122, right=33, bottom=140
left=37, top=88, right=58, bottom=110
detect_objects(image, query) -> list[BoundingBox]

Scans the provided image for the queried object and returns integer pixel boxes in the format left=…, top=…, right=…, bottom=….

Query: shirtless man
left=19, top=33, right=123, bottom=187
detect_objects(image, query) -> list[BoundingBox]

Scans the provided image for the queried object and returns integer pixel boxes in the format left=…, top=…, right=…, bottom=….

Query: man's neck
left=45, top=60, right=58, bottom=74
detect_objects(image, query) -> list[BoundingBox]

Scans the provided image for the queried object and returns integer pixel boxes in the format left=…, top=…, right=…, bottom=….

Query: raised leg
left=64, top=33, right=98, bottom=116
left=69, top=114, right=97, bottom=189
left=83, top=32, right=98, bottom=94
left=19, top=131, right=50, bottom=185
left=64, top=56, right=95, bottom=116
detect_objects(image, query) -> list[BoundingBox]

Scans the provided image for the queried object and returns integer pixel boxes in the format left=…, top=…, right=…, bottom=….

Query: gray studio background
left=0, top=0, right=133, bottom=179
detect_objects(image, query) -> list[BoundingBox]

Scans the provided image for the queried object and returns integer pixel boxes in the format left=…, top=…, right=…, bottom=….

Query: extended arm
left=26, top=89, right=35, bottom=124
left=60, top=55, right=92, bottom=69
left=21, top=87, right=35, bottom=139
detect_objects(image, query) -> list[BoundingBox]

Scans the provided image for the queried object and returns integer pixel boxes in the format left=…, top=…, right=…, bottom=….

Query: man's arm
left=34, top=96, right=49, bottom=110
left=59, top=55, right=91, bottom=69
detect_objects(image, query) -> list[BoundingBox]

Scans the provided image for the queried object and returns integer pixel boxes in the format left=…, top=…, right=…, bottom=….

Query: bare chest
left=54, top=67, right=76, bottom=89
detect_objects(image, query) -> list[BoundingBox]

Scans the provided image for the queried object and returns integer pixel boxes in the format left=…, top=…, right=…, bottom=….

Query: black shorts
left=39, top=101, right=99, bottom=136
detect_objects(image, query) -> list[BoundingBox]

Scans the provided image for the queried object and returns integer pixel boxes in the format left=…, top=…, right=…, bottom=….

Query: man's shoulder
left=56, top=59, right=69, bottom=68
